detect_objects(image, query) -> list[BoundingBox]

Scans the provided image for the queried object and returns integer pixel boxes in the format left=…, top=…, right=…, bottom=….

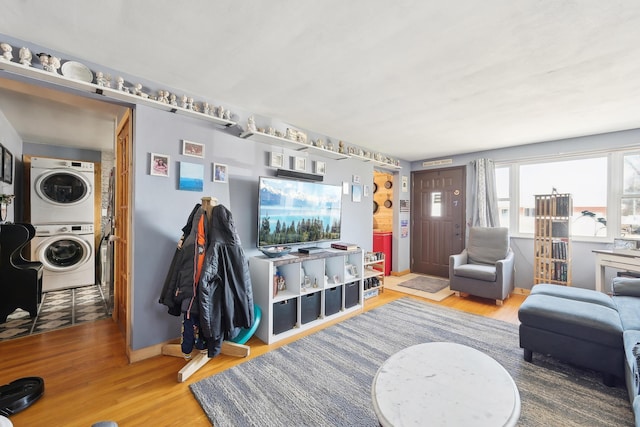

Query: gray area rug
left=397, top=275, right=449, bottom=293
left=190, top=298, right=633, bottom=426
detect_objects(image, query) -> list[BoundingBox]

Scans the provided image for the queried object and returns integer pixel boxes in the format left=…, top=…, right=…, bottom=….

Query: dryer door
left=34, top=169, right=92, bottom=206
left=35, top=234, right=92, bottom=272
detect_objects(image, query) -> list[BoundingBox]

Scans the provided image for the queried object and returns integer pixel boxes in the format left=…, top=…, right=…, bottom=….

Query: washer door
left=36, top=235, right=92, bottom=272
left=34, top=169, right=92, bottom=206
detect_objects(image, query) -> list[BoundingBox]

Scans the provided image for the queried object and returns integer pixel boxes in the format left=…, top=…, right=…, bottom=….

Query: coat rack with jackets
left=159, top=196, right=256, bottom=382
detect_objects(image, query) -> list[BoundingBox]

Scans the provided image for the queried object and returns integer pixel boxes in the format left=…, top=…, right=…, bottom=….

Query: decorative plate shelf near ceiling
left=239, top=130, right=349, bottom=160
left=0, top=59, right=237, bottom=128
left=0, top=50, right=402, bottom=167
left=349, top=152, right=402, bottom=170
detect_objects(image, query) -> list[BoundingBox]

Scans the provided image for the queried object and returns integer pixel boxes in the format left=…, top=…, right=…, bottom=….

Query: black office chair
left=0, top=223, right=44, bottom=323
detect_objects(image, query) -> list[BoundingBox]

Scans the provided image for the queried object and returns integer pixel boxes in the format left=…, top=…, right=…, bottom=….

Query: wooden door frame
left=114, top=109, right=133, bottom=358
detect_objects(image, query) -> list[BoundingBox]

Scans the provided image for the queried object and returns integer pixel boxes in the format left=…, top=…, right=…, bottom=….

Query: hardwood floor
left=0, top=289, right=524, bottom=426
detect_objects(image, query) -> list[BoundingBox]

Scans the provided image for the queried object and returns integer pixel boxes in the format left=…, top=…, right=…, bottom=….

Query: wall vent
left=422, top=159, right=453, bottom=167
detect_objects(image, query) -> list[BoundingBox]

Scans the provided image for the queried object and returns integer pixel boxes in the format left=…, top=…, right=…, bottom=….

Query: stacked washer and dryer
left=30, top=157, right=96, bottom=292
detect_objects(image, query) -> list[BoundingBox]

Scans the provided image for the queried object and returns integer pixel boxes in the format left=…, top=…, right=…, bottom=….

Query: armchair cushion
left=454, top=263, right=497, bottom=282
left=467, top=227, right=509, bottom=265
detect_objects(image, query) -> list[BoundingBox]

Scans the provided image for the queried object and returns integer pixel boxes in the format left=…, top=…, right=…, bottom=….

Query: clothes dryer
left=30, top=223, right=95, bottom=292
left=30, top=157, right=95, bottom=224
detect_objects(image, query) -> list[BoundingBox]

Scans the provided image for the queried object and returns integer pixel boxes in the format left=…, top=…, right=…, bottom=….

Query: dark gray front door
left=411, top=166, right=465, bottom=277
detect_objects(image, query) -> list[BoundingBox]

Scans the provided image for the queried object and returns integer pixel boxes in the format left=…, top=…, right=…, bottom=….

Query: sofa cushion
left=615, top=296, right=640, bottom=331
left=613, top=277, right=640, bottom=298
left=467, top=227, right=509, bottom=265
left=518, top=294, right=623, bottom=347
left=531, top=283, right=617, bottom=310
left=453, top=263, right=497, bottom=282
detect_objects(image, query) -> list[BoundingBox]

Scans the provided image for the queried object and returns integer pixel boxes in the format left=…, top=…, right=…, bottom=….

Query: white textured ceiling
left=2, top=1, right=640, bottom=161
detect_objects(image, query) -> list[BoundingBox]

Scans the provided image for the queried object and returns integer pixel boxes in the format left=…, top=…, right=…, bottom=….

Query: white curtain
left=470, top=158, right=500, bottom=227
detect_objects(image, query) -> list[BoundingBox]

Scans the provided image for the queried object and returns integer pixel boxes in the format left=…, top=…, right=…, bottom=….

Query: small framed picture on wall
left=314, top=160, right=326, bottom=175
left=214, top=163, right=228, bottom=183
left=2, top=146, right=13, bottom=184
left=179, top=162, right=204, bottom=191
left=293, top=156, right=307, bottom=172
left=270, top=152, right=284, bottom=168
left=182, top=139, right=205, bottom=158
left=150, top=153, right=170, bottom=177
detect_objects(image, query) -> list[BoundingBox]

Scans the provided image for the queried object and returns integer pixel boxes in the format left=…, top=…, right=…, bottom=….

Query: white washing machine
left=30, top=157, right=95, bottom=224
left=31, top=223, right=95, bottom=292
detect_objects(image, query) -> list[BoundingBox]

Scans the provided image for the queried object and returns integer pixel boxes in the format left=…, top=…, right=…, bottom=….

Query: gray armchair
left=449, top=227, right=514, bottom=305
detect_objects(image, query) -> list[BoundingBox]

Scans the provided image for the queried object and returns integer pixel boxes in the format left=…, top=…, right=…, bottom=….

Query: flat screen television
left=258, top=176, right=342, bottom=248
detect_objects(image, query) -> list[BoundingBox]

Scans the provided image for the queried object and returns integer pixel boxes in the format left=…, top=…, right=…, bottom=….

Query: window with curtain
left=622, top=153, right=640, bottom=237
left=496, top=166, right=510, bottom=229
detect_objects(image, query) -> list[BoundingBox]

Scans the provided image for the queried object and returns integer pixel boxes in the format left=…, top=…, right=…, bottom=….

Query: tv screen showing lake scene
left=258, top=177, right=342, bottom=247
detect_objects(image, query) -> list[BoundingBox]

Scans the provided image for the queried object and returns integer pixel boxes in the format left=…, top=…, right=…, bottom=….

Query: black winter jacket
left=159, top=203, right=205, bottom=316
left=199, top=204, right=255, bottom=357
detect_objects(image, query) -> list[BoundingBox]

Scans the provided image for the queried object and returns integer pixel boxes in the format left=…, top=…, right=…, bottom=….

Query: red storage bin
left=373, top=232, right=392, bottom=276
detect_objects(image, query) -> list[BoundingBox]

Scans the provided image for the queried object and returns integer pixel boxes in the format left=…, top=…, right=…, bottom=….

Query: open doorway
left=0, top=77, right=131, bottom=344
left=373, top=170, right=394, bottom=275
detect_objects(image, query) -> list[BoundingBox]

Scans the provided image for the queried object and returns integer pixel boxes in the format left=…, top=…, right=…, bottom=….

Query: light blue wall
left=131, top=106, right=374, bottom=349
left=412, top=129, right=640, bottom=291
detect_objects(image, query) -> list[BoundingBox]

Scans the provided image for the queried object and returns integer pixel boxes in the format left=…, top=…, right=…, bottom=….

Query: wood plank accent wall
left=373, top=171, right=393, bottom=232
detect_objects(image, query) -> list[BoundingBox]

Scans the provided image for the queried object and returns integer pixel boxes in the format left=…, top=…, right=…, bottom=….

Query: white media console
left=249, top=248, right=364, bottom=344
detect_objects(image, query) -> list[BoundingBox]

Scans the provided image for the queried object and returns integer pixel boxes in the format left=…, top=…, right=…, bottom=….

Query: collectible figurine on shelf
left=202, top=102, right=210, bottom=115
left=155, top=90, right=168, bottom=103
left=38, top=52, right=50, bottom=70
left=180, top=95, right=188, bottom=109
left=297, top=131, right=308, bottom=144
left=96, top=71, right=109, bottom=87
left=18, top=47, right=32, bottom=66
left=133, top=83, right=148, bottom=98
left=216, top=106, right=225, bottom=118
left=116, top=76, right=125, bottom=91
left=338, top=141, right=345, bottom=154
left=247, top=116, right=257, bottom=132
left=223, top=110, right=231, bottom=121
left=0, top=43, right=12, bottom=61
left=49, top=56, right=61, bottom=73
left=169, top=93, right=177, bottom=106
left=286, top=128, right=297, bottom=140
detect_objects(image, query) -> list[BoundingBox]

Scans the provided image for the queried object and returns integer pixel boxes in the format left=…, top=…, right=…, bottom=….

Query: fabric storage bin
left=301, top=291, right=321, bottom=324
left=273, top=298, right=297, bottom=335
left=325, top=285, right=343, bottom=316
left=345, top=281, right=360, bottom=308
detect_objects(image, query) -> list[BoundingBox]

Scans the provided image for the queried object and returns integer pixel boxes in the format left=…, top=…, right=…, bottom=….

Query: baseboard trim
left=513, top=287, right=530, bottom=296
left=391, top=269, right=410, bottom=276
left=129, top=339, right=175, bottom=363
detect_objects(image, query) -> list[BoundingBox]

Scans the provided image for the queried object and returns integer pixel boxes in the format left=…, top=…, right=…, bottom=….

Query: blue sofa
left=518, top=279, right=640, bottom=426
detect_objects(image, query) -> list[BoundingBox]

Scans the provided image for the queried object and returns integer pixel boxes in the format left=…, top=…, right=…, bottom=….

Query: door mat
left=398, top=275, right=449, bottom=293
left=386, top=274, right=454, bottom=302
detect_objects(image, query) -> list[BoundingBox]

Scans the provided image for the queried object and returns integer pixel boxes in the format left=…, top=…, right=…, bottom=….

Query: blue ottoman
left=518, top=284, right=624, bottom=386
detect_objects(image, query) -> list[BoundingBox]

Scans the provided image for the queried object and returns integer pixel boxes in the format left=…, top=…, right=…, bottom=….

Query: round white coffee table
left=372, top=342, right=520, bottom=427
